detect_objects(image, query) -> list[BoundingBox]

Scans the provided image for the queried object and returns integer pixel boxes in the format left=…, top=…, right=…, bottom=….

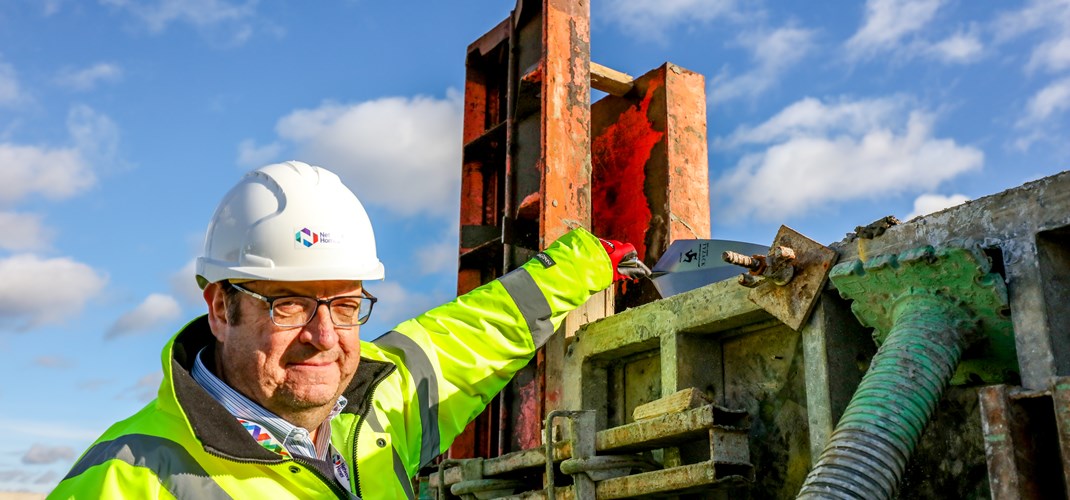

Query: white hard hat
left=195, top=160, right=384, bottom=288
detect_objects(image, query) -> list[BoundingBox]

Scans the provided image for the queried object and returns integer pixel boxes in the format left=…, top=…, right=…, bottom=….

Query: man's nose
left=301, top=303, right=339, bottom=350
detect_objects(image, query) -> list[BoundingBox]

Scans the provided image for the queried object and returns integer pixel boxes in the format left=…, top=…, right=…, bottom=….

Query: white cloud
left=415, top=238, right=458, bottom=276
left=115, top=372, right=162, bottom=402
left=0, top=144, right=92, bottom=206
left=0, top=254, right=107, bottom=330
left=43, top=0, right=64, bottom=15
left=121, top=371, right=163, bottom=402
left=928, top=27, right=984, bottom=63
left=170, top=259, right=205, bottom=305
left=78, top=378, right=113, bottom=391
left=236, top=138, right=283, bottom=167
left=599, top=0, right=742, bottom=42
left=714, top=97, right=983, bottom=222
left=365, top=281, right=443, bottom=330
left=33, top=355, right=74, bottom=368
left=106, top=293, right=182, bottom=339
left=1014, top=77, right=1070, bottom=149
left=55, top=63, right=123, bottom=91
left=35, top=470, right=60, bottom=485
left=846, top=0, right=945, bottom=60
left=21, top=444, right=75, bottom=465
left=0, top=105, right=120, bottom=206
left=0, top=106, right=121, bottom=206
left=905, top=193, right=970, bottom=220
left=0, top=417, right=102, bottom=441
left=1020, top=77, right=1070, bottom=125
left=843, top=4, right=983, bottom=66
left=717, top=96, right=906, bottom=147
left=68, top=105, right=122, bottom=169
left=273, top=92, right=463, bottom=218
left=0, top=60, right=24, bottom=106
left=0, top=468, right=55, bottom=488
left=711, top=25, right=817, bottom=104
left=101, top=0, right=262, bottom=45
left=0, top=212, right=54, bottom=251
left=994, top=0, right=1070, bottom=74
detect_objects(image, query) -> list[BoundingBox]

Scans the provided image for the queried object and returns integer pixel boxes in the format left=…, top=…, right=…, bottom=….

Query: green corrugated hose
left=797, top=293, right=972, bottom=500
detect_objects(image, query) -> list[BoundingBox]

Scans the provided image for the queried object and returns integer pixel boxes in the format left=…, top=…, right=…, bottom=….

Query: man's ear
left=203, top=282, right=229, bottom=342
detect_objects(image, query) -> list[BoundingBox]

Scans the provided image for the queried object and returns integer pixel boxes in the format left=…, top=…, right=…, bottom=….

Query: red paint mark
left=592, top=78, right=665, bottom=259
left=515, top=377, right=542, bottom=450
left=517, top=192, right=541, bottom=219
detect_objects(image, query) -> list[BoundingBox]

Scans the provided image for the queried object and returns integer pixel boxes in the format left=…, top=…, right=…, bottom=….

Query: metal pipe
left=722, top=250, right=763, bottom=272
left=797, top=293, right=972, bottom=499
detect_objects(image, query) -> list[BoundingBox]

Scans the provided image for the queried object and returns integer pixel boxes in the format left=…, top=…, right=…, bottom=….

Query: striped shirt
left=191, top=347, right=347, bottom=460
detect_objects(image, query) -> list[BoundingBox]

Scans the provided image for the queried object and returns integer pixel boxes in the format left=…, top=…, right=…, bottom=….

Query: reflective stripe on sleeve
left=372, top=331, right=441, bottom=468
left=63, top=434, right=231, bottom=499
left=364, top=409, right=416, bottom=499
left=499, top=268, right=554, bottom=347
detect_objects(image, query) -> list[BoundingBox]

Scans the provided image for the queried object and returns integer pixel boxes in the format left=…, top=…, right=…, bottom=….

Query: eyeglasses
left=228, top=282, right=377, bottom=328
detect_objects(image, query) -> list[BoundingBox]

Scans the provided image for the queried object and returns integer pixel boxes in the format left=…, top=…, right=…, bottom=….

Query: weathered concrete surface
left=563, top=277, right=809, bottom=498
left=542, top=170, right=1070, bottom=498
left=801, top=291, right=875, bottom=463
left=832, top=170, right=1070, bottom=390
left=562, top=279, right=771, bottom=423
left=900, top=386, right=990, bottom=499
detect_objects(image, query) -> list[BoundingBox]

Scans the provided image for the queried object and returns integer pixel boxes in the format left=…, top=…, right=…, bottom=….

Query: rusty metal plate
left=1050, top=377, right=1070, bottom=496
left=748, top=225, right=837, bottom=331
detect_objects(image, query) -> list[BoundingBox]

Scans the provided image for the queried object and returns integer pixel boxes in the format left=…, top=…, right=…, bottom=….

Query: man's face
left=205, top=280, right=363, bottom=419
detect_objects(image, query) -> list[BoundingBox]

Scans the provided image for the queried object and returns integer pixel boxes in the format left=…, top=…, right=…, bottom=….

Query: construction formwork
left=453, top=0, right=709, bottom=462
left=436, top=173, right=1070, bottom=499
left=430, top=0, right=1070, bottom=498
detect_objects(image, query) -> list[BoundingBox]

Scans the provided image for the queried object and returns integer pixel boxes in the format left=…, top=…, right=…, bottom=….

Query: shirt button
left=376, top=438, right=387, bottom=448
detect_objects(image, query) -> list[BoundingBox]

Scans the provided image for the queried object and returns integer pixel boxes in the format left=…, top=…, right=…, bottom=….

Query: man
left=51, top=161, right=650, bottom=499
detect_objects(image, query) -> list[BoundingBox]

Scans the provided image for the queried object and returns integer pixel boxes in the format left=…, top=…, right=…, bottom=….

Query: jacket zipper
left=352, top=363, right=397, bottom=498
left=292, top=456, right=351, bottom=499
left=202, top=448, right=350, bottom=499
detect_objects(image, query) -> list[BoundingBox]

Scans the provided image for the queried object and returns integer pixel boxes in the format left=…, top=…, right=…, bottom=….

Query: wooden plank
left=597, top=461, right=748, bottom=499
left=591, top=61, right=633, bottom=96
left=632, top=387, right=711, bottom=421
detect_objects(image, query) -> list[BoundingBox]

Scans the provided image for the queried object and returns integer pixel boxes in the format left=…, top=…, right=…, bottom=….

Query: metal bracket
left=544, top=410, right=597, bottom=500
left=730, top=225, right=838, bottom=331
left=451, top=478, right=525, bottom=499
left=559, top=455, right=661, bottom=481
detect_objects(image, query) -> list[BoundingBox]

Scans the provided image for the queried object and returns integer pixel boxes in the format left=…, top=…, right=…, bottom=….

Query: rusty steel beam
left=453, top=15, right=512, bottom=462
left=457, top=18, right=510, bottom=298
left=1052, top=377, right=1070, bottom=495
left=537, top=0, right=592, bottom=245
left=452, top=0, right=594, bottom=461
left=452, top=0, right=714, bottom=471
left=591, top=62, right=711, bottom=260
left=979, top=382, right=1069, bottom=499
left=591, top=63, right=711, bottom=309
left=504, top=0, right=593, bottom=455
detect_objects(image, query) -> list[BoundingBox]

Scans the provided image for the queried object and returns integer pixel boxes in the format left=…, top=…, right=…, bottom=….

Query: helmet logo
left=296, top=228, right=320, bottom=247
left=295, top=227, right=345, bottom=248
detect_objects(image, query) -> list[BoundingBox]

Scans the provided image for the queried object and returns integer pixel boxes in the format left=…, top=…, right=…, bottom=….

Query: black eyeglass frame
left=228, top=282, right=377, bottom=327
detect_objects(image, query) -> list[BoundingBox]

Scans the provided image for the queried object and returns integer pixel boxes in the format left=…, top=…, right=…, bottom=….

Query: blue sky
left=1, top=0, right=1068, bottom=494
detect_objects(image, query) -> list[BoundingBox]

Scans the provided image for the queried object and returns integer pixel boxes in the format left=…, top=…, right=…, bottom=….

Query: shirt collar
left=191, top=347, right=347, bottom=459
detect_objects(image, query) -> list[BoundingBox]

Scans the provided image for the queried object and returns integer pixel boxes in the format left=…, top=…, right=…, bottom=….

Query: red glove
left=599, top=238, right=652, bottom=282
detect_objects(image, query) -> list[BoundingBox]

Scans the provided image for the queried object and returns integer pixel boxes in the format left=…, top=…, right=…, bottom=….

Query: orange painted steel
left=592, top=63, right=711, bottom=308
left=453, top=0, right=593, bottom=459
left=451, top=0, right=711, bottom=466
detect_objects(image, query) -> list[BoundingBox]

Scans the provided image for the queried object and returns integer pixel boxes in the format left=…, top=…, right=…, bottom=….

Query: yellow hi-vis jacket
left=50, top=228, right=612, bottom=499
